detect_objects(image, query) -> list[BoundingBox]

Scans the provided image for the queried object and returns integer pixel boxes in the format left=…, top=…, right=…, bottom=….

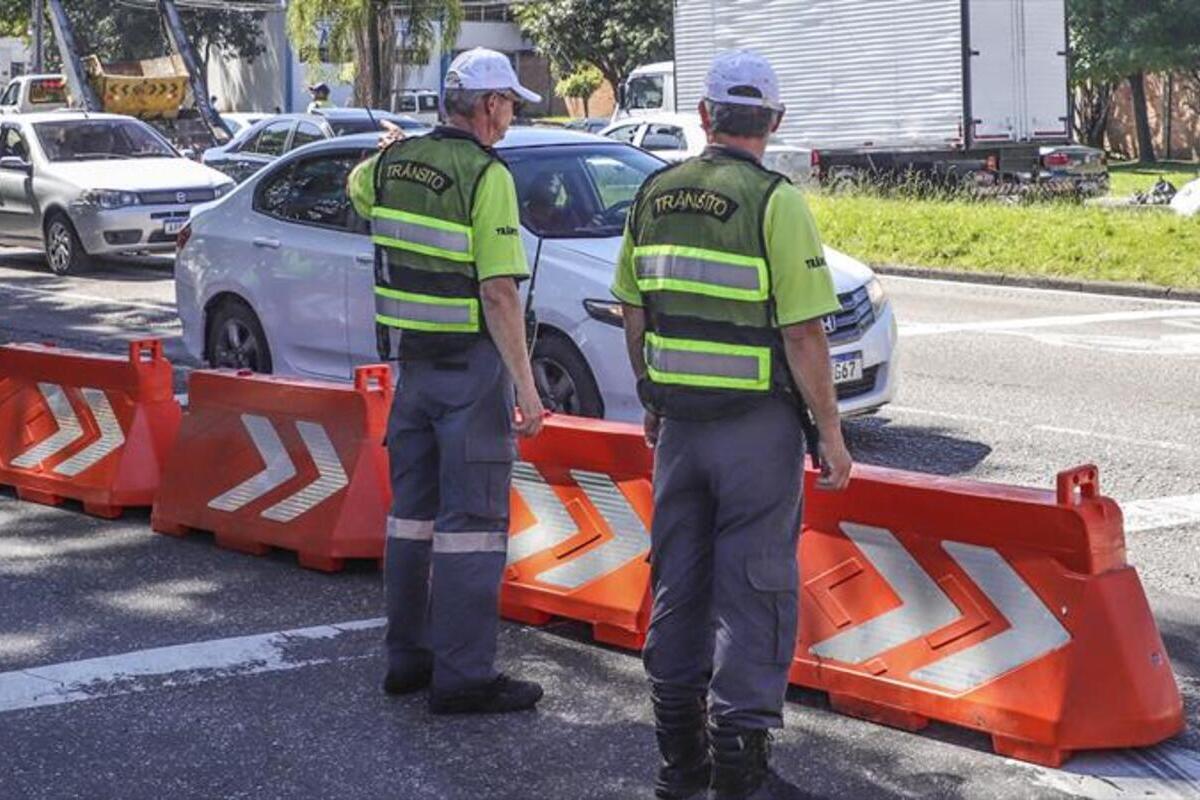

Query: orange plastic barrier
left=0, top=341, right=180, bottom=518
left=501, top=415, right=654, bottom=649
left=792, top=463, right=1184, bottom=766
left=151, top=366, right=392, bottom=571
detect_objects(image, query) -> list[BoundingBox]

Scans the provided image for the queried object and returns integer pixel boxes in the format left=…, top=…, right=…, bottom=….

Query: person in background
left=307, top=82, right=335, bottom=113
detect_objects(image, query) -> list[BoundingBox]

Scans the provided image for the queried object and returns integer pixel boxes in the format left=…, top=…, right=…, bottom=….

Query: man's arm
left=347, top=154, right=379, bottom=220
left=481, top=278, right=544, bottom=437
left=620, top=304, right=660, bottom=446
left=781, top=321, right=851, bottom=490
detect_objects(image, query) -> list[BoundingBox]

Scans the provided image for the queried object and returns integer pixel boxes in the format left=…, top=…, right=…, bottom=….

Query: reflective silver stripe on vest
left=646, top=345, right=762, bottom=382
left=433, top=530, right=509, bottom=554
left=635, top=252, right=763, bottom=292
left=374, top=216, right=470, bottom=256
left=375, top=294, right=475, bottom=327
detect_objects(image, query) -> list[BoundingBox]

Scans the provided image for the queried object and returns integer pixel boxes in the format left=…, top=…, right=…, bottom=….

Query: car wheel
left=206, top=299, right=273, bottom=373
left=44, top=212, right=92, bottom=275
left=532, top=331, right=604, bottom=418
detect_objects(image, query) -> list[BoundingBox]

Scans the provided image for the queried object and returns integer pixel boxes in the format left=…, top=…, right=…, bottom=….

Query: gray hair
left=703, top=100, right=780, bottom=138
left=442, top=88, right=491, bottom=119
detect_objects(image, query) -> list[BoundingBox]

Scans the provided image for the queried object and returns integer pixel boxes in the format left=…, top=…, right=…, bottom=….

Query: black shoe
left=382, top=665, right=433, bottom=696
left=428, top=673, right=544, bottom=715
left=710, top=725, right=771, bottom=800
left=653, top=695, right=711, bottom=799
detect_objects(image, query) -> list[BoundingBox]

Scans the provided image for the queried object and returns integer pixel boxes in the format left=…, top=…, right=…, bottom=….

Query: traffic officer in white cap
left=612, top=50, right=852, bottom=798
left=348, top=47, right=546, bottom=714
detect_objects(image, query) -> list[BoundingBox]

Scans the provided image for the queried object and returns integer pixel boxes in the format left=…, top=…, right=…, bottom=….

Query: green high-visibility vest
left=630, top=147, right=793, bottom=419
left=371, top=128, right=497, bottom=359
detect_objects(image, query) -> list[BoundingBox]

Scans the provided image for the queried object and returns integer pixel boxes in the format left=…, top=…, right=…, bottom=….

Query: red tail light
left=1042, top=152, right=1071, bottom=168
left=986, top=155, right=999, bottom=172
left=177, top=223, right=192, bottom=251
left=810, top=149, right=821, bottom=168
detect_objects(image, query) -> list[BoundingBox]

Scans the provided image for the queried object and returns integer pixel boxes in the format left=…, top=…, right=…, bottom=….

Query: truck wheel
left=206, top=298, right=273, bottom=373
left=44, top=212, right=93, bottom=275
left=532, top=332, right=604, bottom=418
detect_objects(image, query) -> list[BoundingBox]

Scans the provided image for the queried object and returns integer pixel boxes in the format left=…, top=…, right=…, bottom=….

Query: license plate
left=163, top=219, right=186, bottom=235
left=832, top=352, right=864, bottom=385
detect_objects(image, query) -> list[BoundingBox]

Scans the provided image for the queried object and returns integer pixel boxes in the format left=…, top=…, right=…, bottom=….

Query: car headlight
left=213, top=182, right=235, bottom=199
left=865, top=277, right=886, bottom=314
left=79, top=189, right=139, bottom=209
left=583, top=299, right=625, bottom=328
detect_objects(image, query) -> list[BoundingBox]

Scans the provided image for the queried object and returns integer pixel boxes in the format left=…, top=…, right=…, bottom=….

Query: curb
left=873, top=265, right=1200, bottom=303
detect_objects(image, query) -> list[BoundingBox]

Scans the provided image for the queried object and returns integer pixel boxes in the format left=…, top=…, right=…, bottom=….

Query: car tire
left=44, top=212, right=92, bottom=276
left=206, top=298, right=273, bottom=373
left=532, top=331, right=604, bottom=418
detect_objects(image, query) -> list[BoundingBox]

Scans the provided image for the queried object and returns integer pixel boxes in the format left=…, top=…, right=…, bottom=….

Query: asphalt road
left=1, top=249, right=1198, bottom=800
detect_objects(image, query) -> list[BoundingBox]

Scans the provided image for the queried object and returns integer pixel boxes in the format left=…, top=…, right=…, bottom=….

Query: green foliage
left=555, top=65, right=603, bottom=101
left=1069, top=0, right=1200, bottom=83
left=287, top=0, right=462, bottom=107
left=808, top=191, right=1200, bottom=290
left=514, top=0, right=672, bottom=90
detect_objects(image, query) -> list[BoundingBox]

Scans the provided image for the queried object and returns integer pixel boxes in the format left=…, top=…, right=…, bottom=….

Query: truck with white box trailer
left=661, top=0, right=1082, bottom=189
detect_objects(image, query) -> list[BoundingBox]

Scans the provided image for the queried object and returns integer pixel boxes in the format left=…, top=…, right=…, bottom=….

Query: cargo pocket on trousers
left=462, top=398, right=516, bottom=521
left=746, top=555, right=799, bottom=665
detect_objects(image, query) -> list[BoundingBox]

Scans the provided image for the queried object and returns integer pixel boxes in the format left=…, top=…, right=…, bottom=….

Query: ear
left=698, top=100, right=712, bottom=132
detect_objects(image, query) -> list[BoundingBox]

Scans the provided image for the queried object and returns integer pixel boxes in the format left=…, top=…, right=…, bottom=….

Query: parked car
left=600, top=112, right=815, bottom=186
left=0, top=111, right=234, bottom=274
left=393, top=89, right=440, bottom=125
left=0, top=74, right=68, bottom=115
left=220, top=112, right=271, bottom=138
left=176, top=128, right=897, bottom=422
left=1035, top=144, right=1109, bottom=196
left=563, top=117, right=610, bottom=135
left=202, top=109, right=430, bottom=183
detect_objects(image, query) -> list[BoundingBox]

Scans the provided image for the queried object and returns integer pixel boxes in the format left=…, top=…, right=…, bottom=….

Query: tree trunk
left=1128, top=72, right=1157, bottom=164
left=582, top=95, right=589, bottom=117
left=366, top=4, right=382, bottom=107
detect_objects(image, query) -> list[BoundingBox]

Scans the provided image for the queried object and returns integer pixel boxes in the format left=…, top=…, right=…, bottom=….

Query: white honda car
left=175, top=128, right=897, bottom=422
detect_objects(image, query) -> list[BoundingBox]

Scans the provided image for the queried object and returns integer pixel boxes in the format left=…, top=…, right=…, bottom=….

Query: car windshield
left=505, top=144, right=663, bottom=239
left=328, top=114, right=425, bottom=136
left=34, top=119, right=176, bottom=162
left=29, top=78, right=67, bottom=105
left=627, top=75, right=665, bottom=110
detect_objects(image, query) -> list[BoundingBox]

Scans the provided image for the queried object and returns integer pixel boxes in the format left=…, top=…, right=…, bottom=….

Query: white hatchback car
left=601, top=112, right=815, bottom=187
left=175, top=128, right=897, bottom=422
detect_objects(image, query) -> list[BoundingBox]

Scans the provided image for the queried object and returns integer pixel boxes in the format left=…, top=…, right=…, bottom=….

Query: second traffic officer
left=348, top=47, right=546, bottom=714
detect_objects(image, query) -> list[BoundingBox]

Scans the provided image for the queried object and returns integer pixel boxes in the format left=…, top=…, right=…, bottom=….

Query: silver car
left=0, top=111, right=235, bottom=274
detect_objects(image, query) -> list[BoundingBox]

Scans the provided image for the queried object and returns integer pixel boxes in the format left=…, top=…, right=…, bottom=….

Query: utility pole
left=32, top=0, right=45, bottom=73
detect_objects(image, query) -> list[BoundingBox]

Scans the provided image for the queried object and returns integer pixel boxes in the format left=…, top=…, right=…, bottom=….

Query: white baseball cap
left=705, top=50, right=784, bottom=112
left=444, top=47, right=543, bottom=104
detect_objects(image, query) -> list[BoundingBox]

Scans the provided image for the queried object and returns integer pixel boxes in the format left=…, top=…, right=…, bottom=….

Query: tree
left=0, top=0, right=265, bottom=70
left=556, top=65, right=602, bottom=117
left=1069, top=0, right=1200, bottom=163
left=514, top=0, right=672, bottom=95
left=287, top=0, right=463, bottom=108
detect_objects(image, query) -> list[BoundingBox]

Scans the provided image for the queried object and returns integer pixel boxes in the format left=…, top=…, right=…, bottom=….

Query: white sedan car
left=176, top=128, right=896, bottom=422
left=601, top=111, right=815, bottom=187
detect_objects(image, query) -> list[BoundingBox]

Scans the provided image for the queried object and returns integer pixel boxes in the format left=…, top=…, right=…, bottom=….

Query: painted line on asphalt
left=899, top=308, right=1200, bottom=337
left=0, top=282, right=176, bottom=313
left=884, top=405, right=1190, bottom=453
left=883, top=274, right=1198, bottom=307
left=0, top=618, right=384, bottom=714
left=1029, top=742, right=1200, bottom=800
left=1122, top=494, right=1200, bottom=533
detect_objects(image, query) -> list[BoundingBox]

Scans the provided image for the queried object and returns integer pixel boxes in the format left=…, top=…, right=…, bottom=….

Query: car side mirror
left=0, top=155, right=31, bottom=173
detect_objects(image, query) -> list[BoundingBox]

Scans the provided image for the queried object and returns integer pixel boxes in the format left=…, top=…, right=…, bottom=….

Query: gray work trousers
left=384, top=339, right=515, bottom=693
left=643, top=396, right=805, bottom=730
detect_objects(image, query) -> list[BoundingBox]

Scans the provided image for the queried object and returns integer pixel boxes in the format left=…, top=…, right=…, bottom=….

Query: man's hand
left=378, top=120, right=405, bottom=150
left=514, top=386, right=546, bottom=438
left=644, top=411, right=661, bottom=448
left=816, top=434, right=852, bottom=491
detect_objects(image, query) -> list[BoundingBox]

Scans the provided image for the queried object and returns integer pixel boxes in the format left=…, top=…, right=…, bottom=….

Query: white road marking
left=1005, top=330, right=1200, bottom=358
left=1122, top=495, right=1200, bottom=533
left=884, top=405, right=1190, bottom=453
left=1029, top=742, right=1200, bottom=800
left=0, top=618, right=384, bottom=714
left=0, top=282, right=176, bottom=313
left=899, top=308, right=1200, bottom=338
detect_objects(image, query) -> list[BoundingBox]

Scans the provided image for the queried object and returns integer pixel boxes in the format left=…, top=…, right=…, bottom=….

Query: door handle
left=355, top=253, right=374, bottom=264
left=252, top=236, right=281, bottom=249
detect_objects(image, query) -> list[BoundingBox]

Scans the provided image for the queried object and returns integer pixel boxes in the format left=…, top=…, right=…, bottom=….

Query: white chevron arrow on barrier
left=9, top=383, right=86, bottom=470
left=207, top=415, right=348, bottom=521
left=53, top=389, right=125, bottom=477
left=810, top=523, right=1071, bottom=694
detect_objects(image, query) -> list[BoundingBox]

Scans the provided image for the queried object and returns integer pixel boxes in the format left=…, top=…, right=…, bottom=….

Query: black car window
left=605, top=124, right=640, bottom=144
left=642, top=124, right=687, bottom=152
left=253, top=150, right=371, bottom=233
left=291, top=122, right=325, bottom=150
left=0, top=83, right=18, bottom=107
left=1, top=126, right=28, bottom=161
left=252, top=121, right=293, bottom=156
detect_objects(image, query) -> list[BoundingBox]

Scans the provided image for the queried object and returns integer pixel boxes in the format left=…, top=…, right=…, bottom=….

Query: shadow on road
left=0, top=249, right=174, bottom=283
left=844, top=415, right=993, bottom=475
